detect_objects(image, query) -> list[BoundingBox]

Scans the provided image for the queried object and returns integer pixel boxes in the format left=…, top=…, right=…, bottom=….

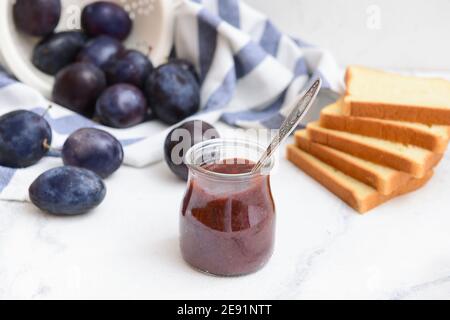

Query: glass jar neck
left=184, top=138, right=274, bottom=183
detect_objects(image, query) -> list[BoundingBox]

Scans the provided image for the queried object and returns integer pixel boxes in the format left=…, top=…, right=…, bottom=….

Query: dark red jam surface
left=180, top=158, right=275, bottom=276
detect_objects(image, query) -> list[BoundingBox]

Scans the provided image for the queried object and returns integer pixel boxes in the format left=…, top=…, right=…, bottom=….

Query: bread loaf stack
left=287, top=66, right=450, bottom=213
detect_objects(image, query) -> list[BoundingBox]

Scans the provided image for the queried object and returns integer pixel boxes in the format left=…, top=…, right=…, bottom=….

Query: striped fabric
left=0, top=0, right=342, bottom=202
left=174, top=0, right=343, bottom=129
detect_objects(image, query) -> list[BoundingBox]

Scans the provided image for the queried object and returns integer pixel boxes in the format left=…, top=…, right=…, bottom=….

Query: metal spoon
left=251, top=78, right=322, bottom=173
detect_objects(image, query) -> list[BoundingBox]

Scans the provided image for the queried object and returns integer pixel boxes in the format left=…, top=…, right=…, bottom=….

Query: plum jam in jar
left=181, top=139, right=276, bottom=276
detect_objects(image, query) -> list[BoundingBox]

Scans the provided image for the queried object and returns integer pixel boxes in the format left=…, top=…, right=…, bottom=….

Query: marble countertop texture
left=2, top=0, right=450, bottom=300
left=245, top=0, right=450, bottom=71
left=1, top=120, right=450, bottom=300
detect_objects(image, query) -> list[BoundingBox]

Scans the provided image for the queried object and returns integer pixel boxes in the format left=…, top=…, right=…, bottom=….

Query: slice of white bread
left=321, top=101, right=450, bottom=153
left=307, top=122, right=443, bottom=178
left=295, top=130, right=411, bottom=195
left=286, top=145, right=433, bottom=213
left=344, top=66, right=450, bottom=125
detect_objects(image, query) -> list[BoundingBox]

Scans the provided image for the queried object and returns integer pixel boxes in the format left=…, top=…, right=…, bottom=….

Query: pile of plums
left=8, top=0, right=221, bottom=199
left=0, top=107, right=221, bottom=214
left=14, top=0, right=201, bottom=128
left=0, top=108, right=123, bottom=216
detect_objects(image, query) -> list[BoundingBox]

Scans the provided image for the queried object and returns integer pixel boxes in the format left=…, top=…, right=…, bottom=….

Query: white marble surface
left=2, top=0, right=450, bottom=300
left=1, top=124, right=450, bottom=299
left=245, top=0, right=450, bottom=71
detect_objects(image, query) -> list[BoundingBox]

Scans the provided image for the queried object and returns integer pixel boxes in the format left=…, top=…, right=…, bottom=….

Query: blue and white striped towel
left=0, top=0, right=343, bottom=202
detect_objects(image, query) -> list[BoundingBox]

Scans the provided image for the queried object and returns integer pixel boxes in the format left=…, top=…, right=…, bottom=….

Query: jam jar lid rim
left=184, top=138, right=275, bottom=180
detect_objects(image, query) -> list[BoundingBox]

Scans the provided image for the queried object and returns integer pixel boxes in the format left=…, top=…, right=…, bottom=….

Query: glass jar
left=180, top=139, right=276, bottom=276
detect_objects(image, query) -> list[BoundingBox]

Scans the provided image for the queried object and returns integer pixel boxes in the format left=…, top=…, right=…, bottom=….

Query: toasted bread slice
left=295, top=130, right=411, bottom=195
left=286, top=145, right=433, bottom=213
left=321, top=101, right=450, bottom=153
left=307, top=122, right=442, bottom=178
left=344, top=66, right=450, bottom=125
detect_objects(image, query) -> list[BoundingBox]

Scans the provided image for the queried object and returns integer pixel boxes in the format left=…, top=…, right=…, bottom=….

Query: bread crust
left=320, top=107, right=450, bottom=153
left=344, top=66, right=450, bottom=125
left=345, top=99, right=450, bottom=125
left=295, top=131, right=411, bottom=195
left=307, top=124, right=443, bottom=178
left=286, top=145, right=433, bottom=214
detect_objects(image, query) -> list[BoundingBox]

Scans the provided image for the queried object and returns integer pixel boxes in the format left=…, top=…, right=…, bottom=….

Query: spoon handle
left=252, top=78, right=322, bottom=173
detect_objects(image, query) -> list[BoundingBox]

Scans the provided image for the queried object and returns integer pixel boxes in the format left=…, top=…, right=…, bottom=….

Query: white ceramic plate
left=0, top=0, right=174, bottom=98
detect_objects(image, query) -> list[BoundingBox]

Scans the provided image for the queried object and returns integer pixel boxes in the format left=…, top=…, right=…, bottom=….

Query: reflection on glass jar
left=180, top=139, right=276, bottom=277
